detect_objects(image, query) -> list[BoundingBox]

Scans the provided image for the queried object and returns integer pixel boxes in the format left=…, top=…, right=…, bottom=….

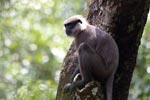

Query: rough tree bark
left=56, top=0, right=150, bottom=100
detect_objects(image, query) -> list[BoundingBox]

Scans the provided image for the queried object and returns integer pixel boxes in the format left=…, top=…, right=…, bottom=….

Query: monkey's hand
left=64, top=83, right=71, bottom=93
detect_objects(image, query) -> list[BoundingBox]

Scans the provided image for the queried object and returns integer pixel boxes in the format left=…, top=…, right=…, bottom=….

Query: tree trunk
left=56, top=0, right=150, bottom=100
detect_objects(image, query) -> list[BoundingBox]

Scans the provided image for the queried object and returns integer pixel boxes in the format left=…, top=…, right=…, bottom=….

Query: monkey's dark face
left=64, top=20, right=82, bottom=37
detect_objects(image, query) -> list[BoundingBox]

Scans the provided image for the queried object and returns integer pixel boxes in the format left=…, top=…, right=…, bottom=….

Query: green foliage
left=0, top=0, right=85, bottom=100
left=13, top=80, right=56, bottom=100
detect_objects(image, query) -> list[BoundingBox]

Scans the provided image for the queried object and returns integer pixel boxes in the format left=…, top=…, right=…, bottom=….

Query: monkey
left=63, top=15, right=119, bottom=100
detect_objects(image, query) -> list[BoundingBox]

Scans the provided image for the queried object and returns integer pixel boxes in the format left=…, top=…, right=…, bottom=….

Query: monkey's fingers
left=63, top=83, right=71, bottom=93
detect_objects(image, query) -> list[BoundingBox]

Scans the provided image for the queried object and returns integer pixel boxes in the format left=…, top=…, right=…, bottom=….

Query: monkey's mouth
left=65, top=30, right=72, bottom=36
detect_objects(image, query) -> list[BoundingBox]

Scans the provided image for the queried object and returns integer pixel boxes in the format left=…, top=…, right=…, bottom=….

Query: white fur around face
left=80, top=22, right=87, bottom=31
left=71, top=23, right=81, bottom=36
left=64, top=15, right=85, bottom=25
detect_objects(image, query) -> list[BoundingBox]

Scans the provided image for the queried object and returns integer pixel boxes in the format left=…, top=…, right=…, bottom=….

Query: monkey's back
left=95, top=28, right=119, bottom=75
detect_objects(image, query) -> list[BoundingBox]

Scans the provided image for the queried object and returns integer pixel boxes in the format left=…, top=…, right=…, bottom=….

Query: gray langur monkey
left=63, top=15, right=119, bottom=100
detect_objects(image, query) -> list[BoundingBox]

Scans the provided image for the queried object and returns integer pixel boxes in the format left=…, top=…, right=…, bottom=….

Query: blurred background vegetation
left=0, top=0, right=149, bottom=100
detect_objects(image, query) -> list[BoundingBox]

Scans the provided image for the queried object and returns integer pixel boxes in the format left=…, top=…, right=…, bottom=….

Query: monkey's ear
left=77, top=20, right=82, bottom=24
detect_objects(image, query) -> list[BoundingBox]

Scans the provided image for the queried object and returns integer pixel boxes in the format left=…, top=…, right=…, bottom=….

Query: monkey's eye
left=64, top=23, right=70, bottom=27
left=64, top=20, right=82, bottom=29
left=64, top=23, right=76, bottom=29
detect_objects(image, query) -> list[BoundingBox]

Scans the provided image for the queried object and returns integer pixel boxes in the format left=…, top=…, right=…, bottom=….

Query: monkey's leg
left=64, top=64, right=91, bottom=92
left=64, top=67, right=80, bottom=93
left=69, top=43, right=94, bottom=91
left=64, top=43, right=94, bottom=93
left=69, top=63, right=92, bottom=92
left=71, top=66, right=80, bottom=82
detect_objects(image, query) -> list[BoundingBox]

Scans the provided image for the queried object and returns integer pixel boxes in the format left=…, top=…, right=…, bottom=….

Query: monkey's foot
left=64, top=83, right=71, bottom=93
